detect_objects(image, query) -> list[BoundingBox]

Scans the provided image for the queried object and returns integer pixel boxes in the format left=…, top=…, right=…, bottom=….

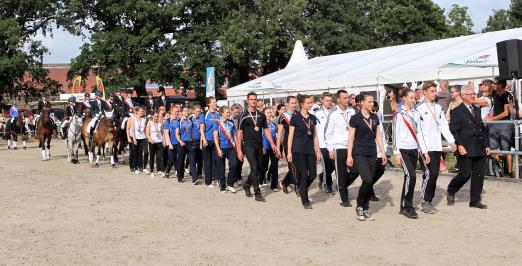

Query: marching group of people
left=5, top=80, right=493, bottom=221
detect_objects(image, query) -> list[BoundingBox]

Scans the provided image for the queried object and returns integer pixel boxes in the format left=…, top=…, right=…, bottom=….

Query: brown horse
left=7, top=114, right=29, bottom=150
left=83, top=115, right=116, bottom=167
left=37, top=107, right=53, bottom=160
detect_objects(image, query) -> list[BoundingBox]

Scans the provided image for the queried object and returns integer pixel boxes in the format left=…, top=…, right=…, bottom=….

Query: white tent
left=228, top=28, right=522, bottom=102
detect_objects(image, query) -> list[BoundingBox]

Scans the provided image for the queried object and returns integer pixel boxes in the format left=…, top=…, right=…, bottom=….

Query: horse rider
left=88, top=91, right=111, bottom=135
left=34, top=93, right=53, bottom=130
left=154, top=86, right=170, bottom=111
left=81, top=93, right=93, bottom=118
left=9, top=102, right=19, bottom=124
left=145, top=91, right=155, bottom=117
left=61, top=96, right=79, bottom=139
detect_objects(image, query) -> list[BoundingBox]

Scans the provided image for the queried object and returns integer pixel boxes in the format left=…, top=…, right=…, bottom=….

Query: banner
left=206, top=67, right=215, bottom=97
left=96, top=76, right=106, bottom=100
left=72, top=76, right=82, bottom=94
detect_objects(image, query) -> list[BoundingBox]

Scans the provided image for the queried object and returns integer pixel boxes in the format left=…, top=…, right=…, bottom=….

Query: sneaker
left=271, top=188, right=279, bottom=192
left=303, top=202, right=312, bottom=209
left=260, top=183, right=268, bottom=188
left=220, top=189, right=227, bottom=194
left=207, top=182, right=216, bottom=188
left=243, top=186, right=252, bottom=197
left=226, top=186, right=237, bottom=193
left=134, top=170, right=141, bottom=175
left=356, top=207, right=366, bottom=221
left=193, top=178, right=202, bottom=185
left=340, top=202, right=352, bottom=207
left=150, top=173, right=155, bottom=178
left=447, top=194, right=455, bottom=206
left=363, top=210, right=375, bottom=221
left=254, top=194, right=266, bottom=202
left=401, top=207, right=419, bottom=219
left=421, top=202, right=437, bottom=214
left=143, top=169, right=150, bottom=174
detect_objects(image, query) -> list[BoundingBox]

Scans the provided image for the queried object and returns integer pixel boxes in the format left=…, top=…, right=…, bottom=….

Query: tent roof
left=228, top=28, right=522, bottom=98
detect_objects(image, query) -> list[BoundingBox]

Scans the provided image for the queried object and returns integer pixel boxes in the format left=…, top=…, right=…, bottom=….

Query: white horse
left=66, top=114, right=83, bottom=164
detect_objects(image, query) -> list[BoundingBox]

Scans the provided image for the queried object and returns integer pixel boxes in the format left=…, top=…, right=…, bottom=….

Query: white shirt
left=325, top=105, right=356, bottom=151
left=310, top=106, right=332, bottom=149
left=392, top=107, right=428, bottom=154
left=479, top=96, right=493, bottom=120
left=149, top=121, right=163, bottom=143
left=415, top=101, right=455, bottom=152
left=133, top=117, right=146, bottom=139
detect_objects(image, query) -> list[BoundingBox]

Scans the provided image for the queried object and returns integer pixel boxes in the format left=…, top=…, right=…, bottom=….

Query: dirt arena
left=1, top=141, right=521, bottom=265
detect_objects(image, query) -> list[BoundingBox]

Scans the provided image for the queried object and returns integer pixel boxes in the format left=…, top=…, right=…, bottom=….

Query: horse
left=6, top=115, right=29, bottom=150
left=37, top=107, right=53, bottom=161
left=83, top=114, right=116, bottom=167
left=66, top=114, right=83, bottom=164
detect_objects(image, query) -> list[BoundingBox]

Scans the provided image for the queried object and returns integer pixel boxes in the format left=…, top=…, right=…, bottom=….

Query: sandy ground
left=1, top=140, right=522, bottom=265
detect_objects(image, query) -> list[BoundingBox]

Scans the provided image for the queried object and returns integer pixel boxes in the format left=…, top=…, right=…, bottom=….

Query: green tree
left=445, top=4, right=474, bottom=37
left=483, top=0, right=522, bottom=32
left=65, top=0, right=182, bottom=96
left=0, top=1, right=65, bottom=95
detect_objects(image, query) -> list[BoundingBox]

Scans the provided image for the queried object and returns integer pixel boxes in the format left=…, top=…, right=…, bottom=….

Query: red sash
left=282, top=112, right=291, bottom=124
left=217, top=121, right=237, bottom=152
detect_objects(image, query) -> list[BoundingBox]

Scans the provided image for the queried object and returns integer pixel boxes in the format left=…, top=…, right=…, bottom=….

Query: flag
left=72, top=76, right=82, bottom=94
left=206, top=67, right=215, bottom=97
left=96, top=76, right=106, bottom=100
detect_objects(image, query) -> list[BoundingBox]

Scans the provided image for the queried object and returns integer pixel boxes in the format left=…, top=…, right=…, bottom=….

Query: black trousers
left=193, top=140, right=203, bottom=176
left=215, top=147, right=238, bottom=189
left=318, top=148, right=335, bottom=189
left=334, top=149, right=359, bottom=204
left=447, top=155, right=486, bottom=204
left=371, top=158, right=386, bottom=197
left=354, top=154, right=377, bottom=210
left=236, top=159, right=244, bottom=181
left=177, top=141, right=196, bottom=181
left=419, top=151, right=441, bottom=203
left=148, top=142, right=164, bottom=173
left=260, top=148, right=279, bottom=189
left=133, top=138, right=148, bottom=171
left=281, top=142, right=297, bottom=187
left=165, top=144, right=178, bottom=175
left=129, top=138, right=136, bottom=171
left=163, top=146, right=169, bottom=172
left=293, top=152, right=317, bottom=205
left=202, top=141, right=216, bottom=185
left=399, top=149, right=419, bottom=210
left=243, top=145, right=263, bottom=195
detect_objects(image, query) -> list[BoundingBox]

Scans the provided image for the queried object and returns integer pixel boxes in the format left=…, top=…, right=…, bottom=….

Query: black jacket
left=65, top=104, right=79, bottom=119
left=144, top=98, right=155, bottom=115
left=450, top=103, right=489, bottom=157
left=154, top=96, right=169, bottom=111
left=37, top=100, right=51, bottom=113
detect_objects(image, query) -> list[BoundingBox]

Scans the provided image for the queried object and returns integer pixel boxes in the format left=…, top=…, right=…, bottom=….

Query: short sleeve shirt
left=349, top=112, right=379, bottom=156
left=213, top=120, right=237, bottom=149
left=290, top=112, right=317, bottom=154
left=164, top=118, right=179, bottom=144
left=178, top=118, right=193, bottom=142
left=239, top=110, right=268, bottom=148
left=493, top=91, right=512, bottom=120
left=199, top=111, right=220, bottom=141
left=191, top=116, right=201, bottom=140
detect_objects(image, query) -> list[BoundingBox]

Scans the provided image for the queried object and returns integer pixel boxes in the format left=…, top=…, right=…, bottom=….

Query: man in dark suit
left=144, top=91, right=155, bottom=116
left=154, top=86, right=170, bottom=111
left=447, top=85, right=490, bottom=209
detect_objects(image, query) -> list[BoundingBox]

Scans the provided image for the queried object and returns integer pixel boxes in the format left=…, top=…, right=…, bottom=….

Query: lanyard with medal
left=301, top=115, right=312, bottom=136
left=362, top=114, right=374, bottom=135
left=341, top=108, right=350, bottom=131
left=183, top=119, right=191, bottom=137
left=251, top=111, right=259, bottom=131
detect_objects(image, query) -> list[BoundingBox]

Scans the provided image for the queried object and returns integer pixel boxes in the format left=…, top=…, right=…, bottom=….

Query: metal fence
left=381, top=119, right=521, bottom=179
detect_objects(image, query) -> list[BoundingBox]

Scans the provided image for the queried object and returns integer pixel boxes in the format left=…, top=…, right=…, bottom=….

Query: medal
left=250, top=111, right=259, bottom=131
left=301, top=114, right=312, bottom=137
left=307, top=130, right=312, bottom=136
left=254, top=126, right=259, bottom=131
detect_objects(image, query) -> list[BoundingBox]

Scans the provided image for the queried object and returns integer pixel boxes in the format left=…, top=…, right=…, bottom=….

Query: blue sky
left=37, top=0, right=512, bottom=64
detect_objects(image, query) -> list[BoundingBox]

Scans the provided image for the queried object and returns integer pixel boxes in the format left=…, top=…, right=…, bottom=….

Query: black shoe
left=243, top=186, right=252, bottom=197
left=303, top=202, right=312, bottom=209
left=401, top=207, right=419, bottom=219
left=178, top=179, right=184, bottom=183
left=369, top=195, right=380, bottom=201
left=447, top=194, right=455, bottom=206
left=340, top=202, right=352, bottom=207
left=254, top=194, right=265, bottom=202
left=325, top=187, right=333, bottom=194
left=469, top=202, right=488, bottom=209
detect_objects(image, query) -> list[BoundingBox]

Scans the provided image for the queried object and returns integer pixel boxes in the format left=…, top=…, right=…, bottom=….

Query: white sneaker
left=134, top=170, right=141, bottom=175
left=271, top=188, right=279, bottom=192
left=143, top=169, right=150, bottom=174
left=208, top=180, right=217, bottom=188
left=260, top=183, right=268, bottom=188
left=207, top=184, right=215, bottom=188
left=220, top=190, right=227, bottom=194
left=150, top=173, right=155, bottom=178
left=226, top=186, right=237, bottom=193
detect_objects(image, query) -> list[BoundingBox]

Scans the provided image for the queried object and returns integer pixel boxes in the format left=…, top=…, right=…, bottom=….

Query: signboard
left=60, top=93, right=94, bottom=101
left=96, top=76, right=106, bottom=99
left=72, top=76, right=82, bottom=93
left=206, top=67, right=215, bottom=97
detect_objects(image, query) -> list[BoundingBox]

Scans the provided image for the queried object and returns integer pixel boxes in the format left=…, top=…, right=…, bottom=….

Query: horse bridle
left=68, top=115, right=82, bottom=139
